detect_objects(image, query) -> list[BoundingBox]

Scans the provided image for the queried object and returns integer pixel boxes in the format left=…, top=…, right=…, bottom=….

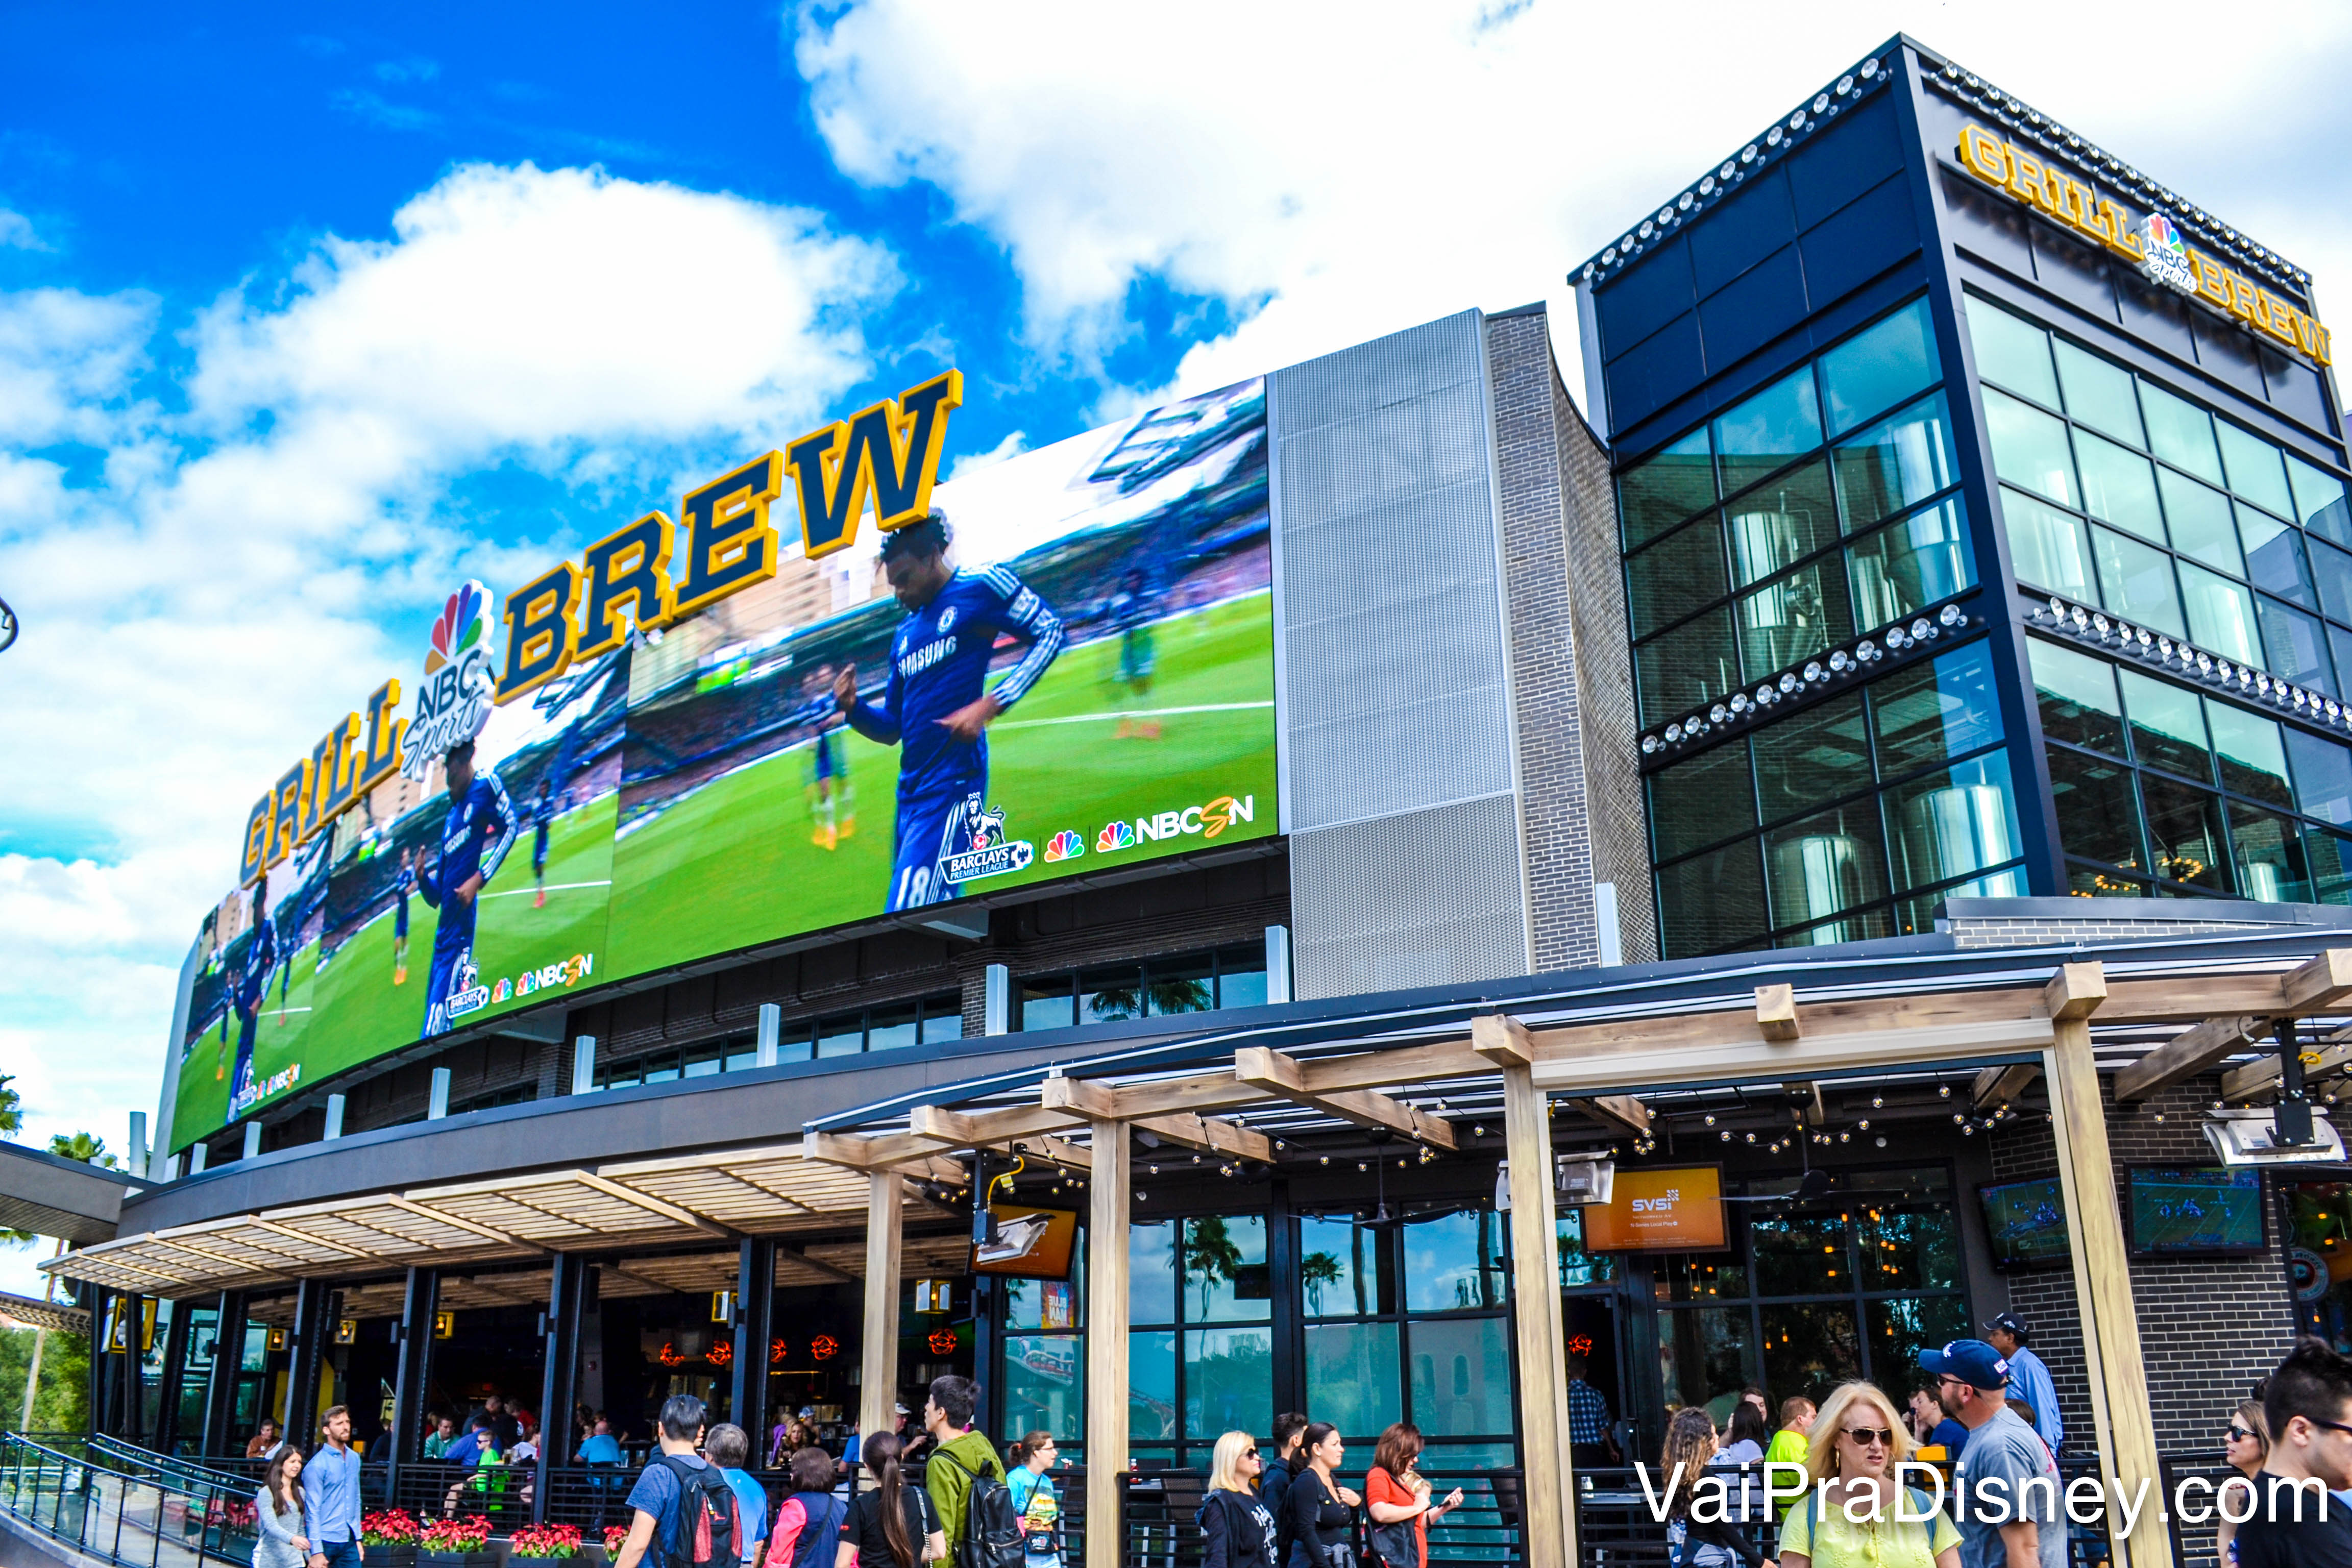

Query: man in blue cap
left=1985, top=1313, right=2062, bottom=1457
left=1918, top=1338, right=2063, bottom=1568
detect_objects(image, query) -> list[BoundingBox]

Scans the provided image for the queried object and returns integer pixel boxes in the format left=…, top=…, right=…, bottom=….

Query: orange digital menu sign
left=1582, top=1165, right=1728, bottom=1252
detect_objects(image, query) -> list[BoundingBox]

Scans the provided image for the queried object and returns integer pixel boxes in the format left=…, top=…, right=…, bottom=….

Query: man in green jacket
left=923, top=1375, right=1005, bottom=1553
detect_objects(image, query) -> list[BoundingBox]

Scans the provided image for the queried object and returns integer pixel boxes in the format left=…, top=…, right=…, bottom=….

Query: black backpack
left=934, top=1450, right=1025, bottom=1568
left=654, top=1455, right=744, bottom=1568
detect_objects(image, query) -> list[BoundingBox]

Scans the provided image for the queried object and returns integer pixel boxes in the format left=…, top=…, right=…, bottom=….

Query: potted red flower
left=600, top=1524, right=630, bottom=1560
left=509, top=1524, right=582, bottom=1561
left=419, top=1513, right=493, bottom=1568
left=363, top=1509, right=422, bottom=1568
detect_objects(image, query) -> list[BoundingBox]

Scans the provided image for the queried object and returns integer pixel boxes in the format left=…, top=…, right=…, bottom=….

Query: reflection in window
left=1763, top=803, right=1890, bottom=941
left=1982, top=387, right=2077, bottom=507
left=1753, top=693, right=1869, bottom=827
left=2047, top=746, right=2146, bottom=873
left=2231, top=805, right=2308, bottom=903
left=1819, top=298, right=1939, bottom=436
left=1129, top=1332, right=1178, bottom=1442
left=1129, top=1221, right=1178, bottom=1326
left=2052, top=339, right=2145, bottom=449
left=2242, top=505, right=2318, bottom=609
left=2159, top=468, right=2242, bottom=575
left=1180, top=1215, right=1268, bottom=1322
left=2290, top=454, right=2352, bottom=548
left=1870, top=641, right=2003, bottom=778
left=1657, top=842, right=1769, bottom=957
left=2219, top=422, right=2296, bottom=519
left=1407, top=1316, right=1514, bottom=1436
left=1849, top=497, right=1974, bottom=630
left=2180, top=564, right=2264, bottom=666
left=1660, top=1308, right=1760, bottom=1418
left=1737, top=561, right=1854, bottom=682
left=2140, top=381, right=2224, bottom=485
left=1726, top=462, right=1838, bottom=588
left=1403, top=1211, right=1508, bottom=1313
left=2206, top=701, right=2293, bottom=809
left=1831, top=393, right=1959, bottom=533
left=1001, top=1335, right=1084, bottom=1442
left=1627, top=518, right=1731, bottom=638
left=2031, top=639, right=2125, bottom=755
left=2000, top=488, right=2095, bottom=600
left=1967, top=298, right=2059, bottom=407
left=2140, top=773, right=2230, bottom=889
left=1637, top=609, right=1738, bottom=727
left=2291, top=729, right=2352, bottom=825
left=2119, top=670, right=2211, bottom=781
left=1557, top=1210, right=1619, bottom=1288
left=1713, top=368, right=1824, bottom=496
left=1621, top=428, right=1717, bottom=548
left=2074, top=431, right=2165, bottom=543
left=2092, top=526, right=2186, bottom=640
left=1650, top=743, right=1757, bottom=860
left=1882, top=752, right=2019, bottom=896
left=1305, top=1321, right=1402, bottom=1438
left=1183, top=1327, right=1272, bottom=1438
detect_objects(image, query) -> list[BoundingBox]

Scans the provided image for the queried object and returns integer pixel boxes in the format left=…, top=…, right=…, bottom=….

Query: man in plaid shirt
left=1566, top=1353, right=1613, bottom=1466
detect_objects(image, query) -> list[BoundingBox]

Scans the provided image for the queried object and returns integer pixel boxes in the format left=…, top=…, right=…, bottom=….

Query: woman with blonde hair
left=1776, top=1382, right=1960, bottom=1568
left=2215, top=1398, right=2269, bottom=1566
left=1198, top=1431, right=1277, bottom=1568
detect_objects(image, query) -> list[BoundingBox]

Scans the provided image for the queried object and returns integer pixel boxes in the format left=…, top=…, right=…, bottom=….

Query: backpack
left=655, top=1455, right=744, bottom=1568
left=781, top=1491, right=844, bottom=1568
left=934, top=1450, right=1025, bottom=1568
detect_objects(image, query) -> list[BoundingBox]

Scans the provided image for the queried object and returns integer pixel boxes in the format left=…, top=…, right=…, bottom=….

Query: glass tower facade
left=1578, top=39, right=2352, bottom=958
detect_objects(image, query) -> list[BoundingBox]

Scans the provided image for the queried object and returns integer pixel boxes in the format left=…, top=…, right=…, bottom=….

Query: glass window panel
left=2204, top=700, right=2293, bottom=808
left=1751, top=1209, right=1851, bottom=1294
left=2257, top=598, right=2336, bottom=697
left=1021, top=981, right=1074, bottom=1033
left=816, top=1013, right=863, bottom=1057
left=1895, top=863, right=2028, bottom=934
left=1129, top=1221, right=1177, bottom=1326
left=2311, top=540, right=2352, bottom=626
left=776, top=1023, right=816, bottom=1063
left=1725, top=461, right=1838, bottom=587
left=2289, top=452, right=2352, bottom=549
left=923, top=1001, right=965, bottom=1045
left=1181, top=1215, right=1268, bottom=1322
left=2030, top=639, right=2125, bottom=755
left=2158, top=467, right=2243, bottom=576
left=1146, top=954, right=1215, bottom=1017
left=2075, top=430, right=2165, bottom=542
left=1736, top=560, right=1854, bottom=683
left=1883, top=750, right=2020, bottom=895
left=1981, top=387, right=2077, bottom=507
left=1406, top=1316, right=1514, bottom=1437
left=1712, top=366, right=1824, bottom=495
left=1557, top=1210, right=1619, bottom=1289
left=1627, top=517, right=1731, bottom=639
left=1001, top=1335, right=1084, bottom=1442
left=2306, top=824, right=2352, bottom=904
left=1657, top=1250, right=1748, bottom=1303
left=1849, top=496, right=1974, bottom=630
left=1832, top=391, right=1959, bottom=533
left=1659, top=1307, right=1761, bottom=1417
left=1778, top=904, right=1894, bottom=948
left=1966, top=298, right=2059, bottom=406
left=1650, top=742, right=1757, bottom=860
left=1300, top=1217, right=1390, bottom=1318
left=1213, top=945, right=1267, bottom=1011
left=1866, top=1297, right=1972, bottom=1389
left=642, top=1052, right=681, bottom=1084
left=1621, top=428, right=1717, bottom=549
left=2289, top=729, right=2352, bottom=826
left=1763, top=801, right=1890, bottom=935
left=1872, top=640, right=2004, bottom=778
left=1184, top=1326, right=1272, bottom=1439
left=2092, top=525, right=2186, bottom=640
left=1403, top=1210, right=1509, bottom=1312
left=2229, top=804, right=2312, bottom=904
left=1129, top=1332, right=1178, bottom=1444
left=1761, top=1303, right=1864, bottom=1409
left=1657, top=839, right=1768, bottom=958
left=2047, top=745, right=2146, bottom=871
left=2139, top=774, right=2231, bottom=890
left=2118, top=670, right=2213, bottom=781
left=1821, top=299, right=1939, bottom=436
left=682, top=1048, right=723, bottom=1079
left=2218, top=422, right=2295, bottom=518
left=867, top=1003, right=920, bottom=1054
left=2180, top=562, right=2265, bottom=666
left=1752, top=692, right=1869, bottom=826
left=2241, top=503, right=2317, bottom=608
left=1998, top=488, right=2096, bottom=599
left=1637, top=608, right=1738, bottom=727
left=1304, top=1322, right=1402, bottom=1439
left=2068, top=863, right=2149, bottom=897
left=2141, top=380, right=2225, bottom=485
left=723, top=1046, right=756, bottom=1071
left=1854, top=1198, right=1962, bottom=1292
left=2052, top=340, right=2145, bottom=447
left=1079, top=965, right=1146, bottom=1024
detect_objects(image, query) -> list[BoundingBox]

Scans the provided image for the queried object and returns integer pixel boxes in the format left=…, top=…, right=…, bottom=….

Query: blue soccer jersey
left=392, top=864, right=415, bottom=938
left=418, top=773, right=517, bottom=950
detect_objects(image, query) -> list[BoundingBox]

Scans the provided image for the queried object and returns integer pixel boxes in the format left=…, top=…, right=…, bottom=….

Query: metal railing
left=88, top=1436, right=262, bottom=1497
left=0, top=1430, right=261, bottom=1568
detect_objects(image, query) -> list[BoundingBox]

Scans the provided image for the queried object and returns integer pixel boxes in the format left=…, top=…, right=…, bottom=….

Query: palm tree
left=1300, top=1252, right=1342, bottom=1316
left=1182, top=1217, right=1242, bottom=1318
left=48, top=1132, right=114, bottom=1168
left=0, top=1074, right=22, bottom=1135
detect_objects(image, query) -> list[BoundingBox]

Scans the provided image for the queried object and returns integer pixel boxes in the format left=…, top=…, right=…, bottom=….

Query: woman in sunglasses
left=1200, top=1431, right=1279, bottom=1568
left=1776, top=1383, right=1960, bottom=1568
left=2215, top=1400, right=2270, bottom=1566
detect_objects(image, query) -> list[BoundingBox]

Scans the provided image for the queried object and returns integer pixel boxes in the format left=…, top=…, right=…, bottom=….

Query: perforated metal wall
left=1270, top=310, right=1531, bottom=998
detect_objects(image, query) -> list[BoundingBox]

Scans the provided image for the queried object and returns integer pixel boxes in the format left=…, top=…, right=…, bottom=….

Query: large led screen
left=172, top=378, right=1277, bottom=1150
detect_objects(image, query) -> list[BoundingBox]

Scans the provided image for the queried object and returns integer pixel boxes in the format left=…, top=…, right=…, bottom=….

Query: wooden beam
left=243, top=1219, right=371, bottom=1260
left=2223, top=1032, right=2352, bottom=1101
left=1136, top=1113, right=1275, bottom=1164
left=1233, top=1047, right=1457, bottom=1149
left=1002, top=1133, right=1093, bottom=1174
left=1573, top=1096, right=1651, bottom=1137
left=2045, top=1018, right=2171, bottom=1568
left=1500, top=1060, right=1574, bottom=1566
left=2113, top=1015, right=2272, bottom=1103
left=802, top=1131, right=966, bottom=1184
left=1471, top=1014, right=1534, bottom=1068
left=860, top=1172, right=902, bottom=1449
left=1047, top=1068, right=1266, bottom=1121
left=1085, top=1121, right=1131, bottom=1568
left=384, top=1196, right=547, bottom=1254
left=1530, top=1016, right=2056, bottom=1093
left=2285, top=948, right=2352, bottom=1013
left=1756, top=985, right=1800, bottom=1041
left=1972, top=1063, right=2039, bottom=1109
left=577, top=1172, right=736, bottom=1238
left=906, top=1103, right=1083, bottom=1152
left=2045, top=962, right=2109, bottom=1020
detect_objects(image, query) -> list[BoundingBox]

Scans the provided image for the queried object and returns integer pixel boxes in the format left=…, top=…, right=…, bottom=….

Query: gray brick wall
left=1989, top=1075, right=2294, bottom=1456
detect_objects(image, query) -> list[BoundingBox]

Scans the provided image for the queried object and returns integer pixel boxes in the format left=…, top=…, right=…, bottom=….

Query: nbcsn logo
left=1095, top=794, right=1256, bottom=854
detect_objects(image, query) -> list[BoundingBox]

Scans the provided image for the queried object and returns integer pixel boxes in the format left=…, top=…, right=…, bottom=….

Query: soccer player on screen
left=831, top=513, right=1065, bottom=911
left=530, top=776, right=554, bottom=908
left=391, top=848, right=415, bottom=985
left=220, top=876, right=277, bottom=1109
left=415, top=739, right=517, bottom=1038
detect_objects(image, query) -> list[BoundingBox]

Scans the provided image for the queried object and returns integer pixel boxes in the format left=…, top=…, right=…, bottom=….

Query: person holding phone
left=1364, top=1423, right=1461, bottom=1568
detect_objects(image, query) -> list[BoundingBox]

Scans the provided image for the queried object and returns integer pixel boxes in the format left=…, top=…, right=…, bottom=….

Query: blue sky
left=3, top=1, right=2349, bottom=1292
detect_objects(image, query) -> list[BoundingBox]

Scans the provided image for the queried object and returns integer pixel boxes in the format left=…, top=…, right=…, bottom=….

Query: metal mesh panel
left=1291, top=794, right=1529, bottom=998
left=1271, top=311, right=1529, bottom=995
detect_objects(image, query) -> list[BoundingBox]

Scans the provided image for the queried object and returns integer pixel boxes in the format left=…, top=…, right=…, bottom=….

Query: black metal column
left=116, top=1293, right=146, bottom=1446
left=729, top=1238, right=775, bottom=1452
left=87, top=1288, right=112, bottom=1438
left=201, top=1291, right=248, bottom=1457
left=533, top=1256, right=586, bottom=1524
left=389, top=1267, right=438, bottom=1487
left=280, top=1279, right=332, bottom=1446
left=153, top=1301, right=193, bottom=1454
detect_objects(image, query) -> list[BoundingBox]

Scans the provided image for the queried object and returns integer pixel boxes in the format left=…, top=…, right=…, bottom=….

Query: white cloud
left=795, top=1, right=2352, bottom=410
left=0, top=161, right=900, bottom=1185
left=948, top=428, right=1027, bottom=479
left=0, top=209, right=45, bottom=252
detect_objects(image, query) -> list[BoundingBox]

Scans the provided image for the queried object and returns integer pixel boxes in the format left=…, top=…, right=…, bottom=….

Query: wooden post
left=1501, top=1062, right=1574, bottom=1568
left=2042, top=964, right=2170, bottom=1568
left=1086, top=1119, right=1130, bottom=1568
left=861, top=1172, right=904, bottom=1458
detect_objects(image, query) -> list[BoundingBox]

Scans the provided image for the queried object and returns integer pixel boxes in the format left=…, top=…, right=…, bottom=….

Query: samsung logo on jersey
left=897, top=636, right=957, bottom=680
left=1131, top=794, right=1255, bottom=844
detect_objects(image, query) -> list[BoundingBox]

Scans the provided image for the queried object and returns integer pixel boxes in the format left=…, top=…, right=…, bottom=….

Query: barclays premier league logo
left=401, top=581, right=497, bottom=781
left=2139, top=211, right=2196, bottom=296
left=446, top=950, right=491, bottom=1020
left=942, top=796, right=1034, bottom=884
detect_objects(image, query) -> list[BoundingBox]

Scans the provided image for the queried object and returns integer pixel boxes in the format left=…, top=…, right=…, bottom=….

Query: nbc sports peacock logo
left=1096, top=793, right=1257, bottom=853
left=2139, top=211, right=2196, bottom=295
left=1043, top=830, right=1086, bottom=864
left=1095, top=821, right=1136, bottom=853
left=401, top=581, right=497, bottom=781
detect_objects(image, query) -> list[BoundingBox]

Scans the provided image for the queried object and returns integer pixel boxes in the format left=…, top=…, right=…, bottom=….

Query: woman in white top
left=251, top=1447, right=313, bottom=1568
